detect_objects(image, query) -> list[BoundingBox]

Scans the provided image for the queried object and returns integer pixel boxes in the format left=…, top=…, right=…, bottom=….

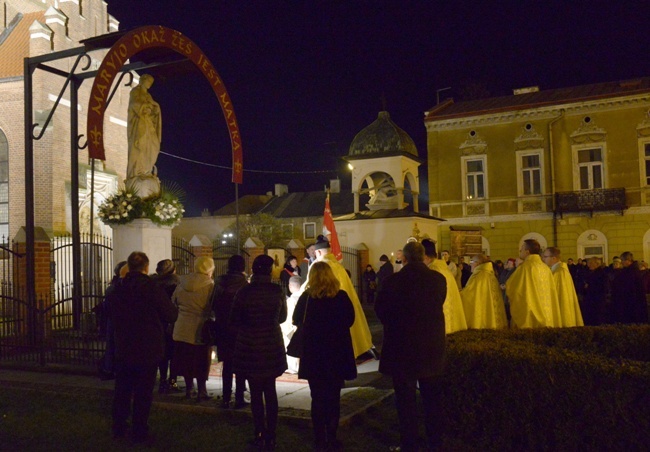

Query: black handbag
left=286, top=297, right=309, bottom=358
left=201, top=318, right=217, bottom=345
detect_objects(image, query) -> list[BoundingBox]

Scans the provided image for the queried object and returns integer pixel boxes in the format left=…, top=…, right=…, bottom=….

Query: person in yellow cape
left=541, top=247, right=584, bottom=327
left=461, top=254, right=508, bottom=329
left=299, top=238, right=375, bottom=358
left=506, top=239, right=562, bottom=328
left=421, top=239, right=467, bottom=334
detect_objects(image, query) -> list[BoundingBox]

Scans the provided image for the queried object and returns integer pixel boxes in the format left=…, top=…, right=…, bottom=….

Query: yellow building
left=425, top=79, right=650, bottom=263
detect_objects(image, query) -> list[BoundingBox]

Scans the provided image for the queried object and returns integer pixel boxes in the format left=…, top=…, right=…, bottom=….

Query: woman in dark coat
left=293, top=261, right=356, bottom=451
left=231, top=254, right=287, bottom=450
left=151, top=259, right=181, bottom=394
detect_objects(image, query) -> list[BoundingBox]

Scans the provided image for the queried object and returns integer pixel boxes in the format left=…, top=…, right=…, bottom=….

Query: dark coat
left=108, top=271, right=178, bottom=367
left=230, top=274, right=288, bottom=378
left=376, top=261, right=393, bottom=292
left=582, top=266, right=607, bottom=325
left=375, top=261, right=447, bottom=379
left=211, top=271, right=248, bottom=360
left=293, top=290, right=357, bottom=381
left=611, top=262, right=649, bottom=324
left=152, top=272, right=181, bottom=299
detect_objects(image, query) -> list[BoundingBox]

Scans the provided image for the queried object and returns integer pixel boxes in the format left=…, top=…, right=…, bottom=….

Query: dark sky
left=106, top=1, right=650, bottom=216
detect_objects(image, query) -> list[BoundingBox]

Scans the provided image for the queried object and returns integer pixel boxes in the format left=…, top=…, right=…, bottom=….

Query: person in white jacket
left=171, top=256, right=215, bottom=400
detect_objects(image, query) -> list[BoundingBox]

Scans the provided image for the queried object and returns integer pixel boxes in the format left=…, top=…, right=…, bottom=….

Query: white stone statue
left=126, top=74, right=161, bottom=198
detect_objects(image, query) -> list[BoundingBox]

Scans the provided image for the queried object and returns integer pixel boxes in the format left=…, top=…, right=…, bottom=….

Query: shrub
left=441, top=325, right=650, bottom=450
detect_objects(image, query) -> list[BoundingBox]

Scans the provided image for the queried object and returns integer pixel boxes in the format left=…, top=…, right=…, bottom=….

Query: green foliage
left=224, top=213, right=293, bottom=248
left=442, top=325, right=650, bottom=450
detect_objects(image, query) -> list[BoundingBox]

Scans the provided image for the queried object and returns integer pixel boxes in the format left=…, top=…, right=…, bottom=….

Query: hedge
left=441, top=325, right=650, bottom=450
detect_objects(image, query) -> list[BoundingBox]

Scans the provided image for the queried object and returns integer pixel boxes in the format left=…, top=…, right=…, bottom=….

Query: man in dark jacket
left=611, top=251, right=649, bottom=324
left=211, top=254, right=249, bottom=408
left=375, top=241, right=447, bottom=452
left=376, top=254, right=393, bottom=292
left=109, top=251, right=178, bottom=443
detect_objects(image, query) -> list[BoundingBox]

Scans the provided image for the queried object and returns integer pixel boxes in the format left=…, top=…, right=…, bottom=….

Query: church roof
left=0, top=12, right=44, bottom=79
left=257, top=191, right=354, bottom=218
left=212, top=189, right=436, bottom=220
left=348, top=111, right=419, bottom=159
left=424, top=77, right=650, bottom=121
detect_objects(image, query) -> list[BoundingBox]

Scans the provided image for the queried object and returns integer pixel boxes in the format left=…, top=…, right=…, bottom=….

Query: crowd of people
left=100, top=236, right=649, bottom=451
left=101, top=236, right=377, bottom=450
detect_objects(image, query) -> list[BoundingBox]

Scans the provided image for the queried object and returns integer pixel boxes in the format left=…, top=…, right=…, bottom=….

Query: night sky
left=105, top=1, right=650, bottom=216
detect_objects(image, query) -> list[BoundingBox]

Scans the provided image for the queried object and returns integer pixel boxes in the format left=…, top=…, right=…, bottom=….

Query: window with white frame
left=516, top=150, right=543, bottom=196
left=577, top=147, right=604, bottom=190
left=303, top=222, right=316, bottom=240
left=461, top=156, right=487, bottom=200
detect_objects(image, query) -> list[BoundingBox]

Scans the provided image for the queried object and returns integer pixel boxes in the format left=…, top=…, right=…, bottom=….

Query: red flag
left=323, top=192, right=343, bottom=261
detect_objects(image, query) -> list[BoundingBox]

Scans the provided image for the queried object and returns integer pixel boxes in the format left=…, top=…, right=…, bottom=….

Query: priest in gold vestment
left=506, top=239, right=562, bottom=328
left=542, top=247, right=584, bottom=327
left=422, top=239, right=467, bottom=334
left=300, top=239, right=374, bottom=358
left=461, top=255, right=508, bottom=329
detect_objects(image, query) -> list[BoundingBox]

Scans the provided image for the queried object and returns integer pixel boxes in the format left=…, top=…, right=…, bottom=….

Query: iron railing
left=555, top=188, right=626, bottom=215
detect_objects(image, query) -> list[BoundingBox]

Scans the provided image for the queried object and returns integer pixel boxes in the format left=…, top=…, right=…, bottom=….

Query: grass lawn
left=0, top=385, right=413, bottom=451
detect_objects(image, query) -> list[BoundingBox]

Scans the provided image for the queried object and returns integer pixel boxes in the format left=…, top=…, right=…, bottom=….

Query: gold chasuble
left=551, top=262, right=584, bottom=327
left=302, top=252, right=373, bottom=357
left=506, top=254, right=562, bottom=328
left=430, top=259, right=468, bottom=334
left=461, top=262, right=508, bottom=329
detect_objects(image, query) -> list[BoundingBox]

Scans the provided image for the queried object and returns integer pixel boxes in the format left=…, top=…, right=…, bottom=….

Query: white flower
left=108, top=203, right=114, bottom=208
left=127, top=205, right=132, bottom=211
left=122, top=213, right=128, bottom=217
left=126, top=193, right=132, bottom=198
left=122, top=201, right=127, bottom=206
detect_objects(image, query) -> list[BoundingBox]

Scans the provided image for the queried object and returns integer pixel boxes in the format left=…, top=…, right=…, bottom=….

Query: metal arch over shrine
left=23, top=25, right=243, bottom=328
left=86, top=25, right=243, bottom=180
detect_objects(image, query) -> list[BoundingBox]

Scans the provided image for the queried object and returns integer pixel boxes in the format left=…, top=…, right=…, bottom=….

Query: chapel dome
left=348, top=111, right=418, bottom=158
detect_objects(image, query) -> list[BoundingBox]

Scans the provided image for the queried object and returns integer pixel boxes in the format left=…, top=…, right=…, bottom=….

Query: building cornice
left=425, top=94, right=650, bottom=131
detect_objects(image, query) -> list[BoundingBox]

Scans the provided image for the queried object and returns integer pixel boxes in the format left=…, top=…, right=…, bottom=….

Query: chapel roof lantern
left=348, top=111, right=418, bottom=159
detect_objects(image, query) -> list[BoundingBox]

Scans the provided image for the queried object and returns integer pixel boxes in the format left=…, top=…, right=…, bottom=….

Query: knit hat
left=314, top=238, right=330, bottom=251
left=252, top=254, right=274, bottom=275
left=194, top=256, right=215, bottom=275
left=113, top=261, right=127, bottom=277
left=155, top=259, right=175, bottom=276
left=228, top=254, right=245, bottom=272
left=379, top=254, right=389, bottom=262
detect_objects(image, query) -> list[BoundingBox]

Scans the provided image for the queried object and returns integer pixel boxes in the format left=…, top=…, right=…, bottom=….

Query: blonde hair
left=307, top=261, right=340, bottom=299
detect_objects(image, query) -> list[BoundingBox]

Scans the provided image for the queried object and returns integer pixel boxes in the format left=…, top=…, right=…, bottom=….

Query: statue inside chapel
left=126, top=74, right=162, bottom=198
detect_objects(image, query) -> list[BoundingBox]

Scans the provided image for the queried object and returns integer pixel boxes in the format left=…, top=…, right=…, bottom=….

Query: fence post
left=243, top=237, right=266, bottom=276
left=13, top=227, right=53, bottom=339
left=190, top=235, right=213, bottom=259
left=287, top=239, right=305, bottom=262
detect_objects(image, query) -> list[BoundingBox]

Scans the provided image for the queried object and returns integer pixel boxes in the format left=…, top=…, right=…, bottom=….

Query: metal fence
left=172, top=237, right=195, bottom=276
left=0, top=234, right=112, bottom=370
left=212, top=244, right=251, bottom=277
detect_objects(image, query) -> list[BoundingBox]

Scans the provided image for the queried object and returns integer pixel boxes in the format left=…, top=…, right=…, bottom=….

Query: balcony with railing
left=554, top=188, right=627, bottom=216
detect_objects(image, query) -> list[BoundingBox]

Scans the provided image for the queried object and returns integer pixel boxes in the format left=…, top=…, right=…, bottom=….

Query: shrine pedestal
left=112, top=219, right=172, bottom=269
